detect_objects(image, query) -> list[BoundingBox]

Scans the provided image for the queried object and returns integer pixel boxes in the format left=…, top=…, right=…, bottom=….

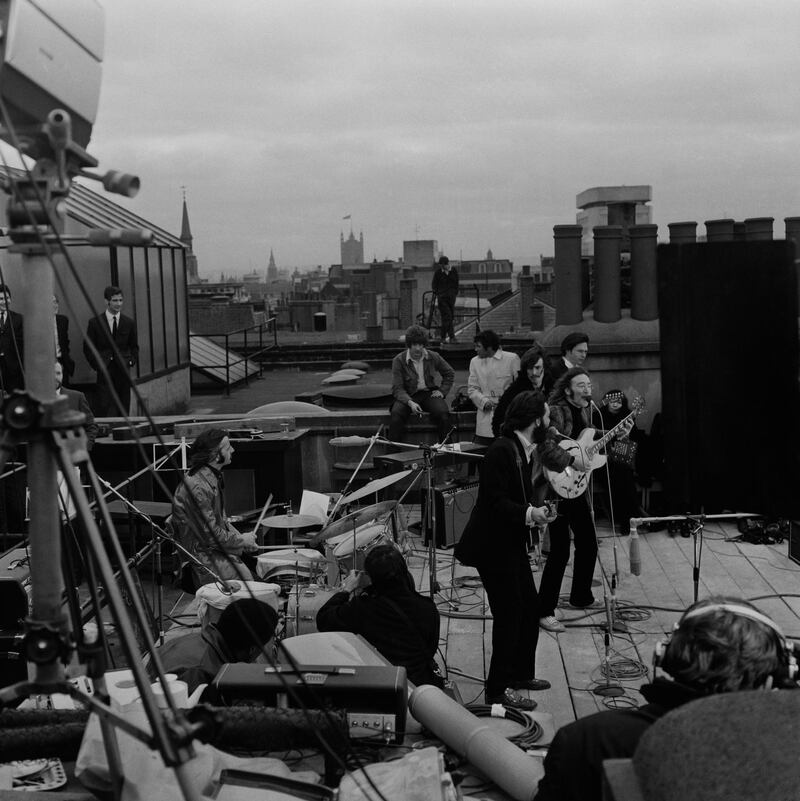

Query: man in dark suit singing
left=83, top=285, right=139, bottom=417
left=0, top=283, right=24, bottom=396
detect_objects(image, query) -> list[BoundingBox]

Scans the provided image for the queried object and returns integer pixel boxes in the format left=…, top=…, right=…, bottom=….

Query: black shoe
left=485, top=689, right=537, bottom=711
left=569, top=597, right=598, bottom=609
left=512, top=678, right=551, bottom=691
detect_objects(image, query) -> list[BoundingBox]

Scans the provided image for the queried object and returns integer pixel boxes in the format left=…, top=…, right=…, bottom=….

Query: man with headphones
left=533, top=596, right=797, bottom=801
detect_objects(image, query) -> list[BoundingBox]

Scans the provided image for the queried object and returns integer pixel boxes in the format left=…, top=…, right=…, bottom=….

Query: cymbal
left=259, top=513, right=320, bottom=529
left=341, top=469, right=415, bottom=505
left=309, top=500, right=397, bottom=546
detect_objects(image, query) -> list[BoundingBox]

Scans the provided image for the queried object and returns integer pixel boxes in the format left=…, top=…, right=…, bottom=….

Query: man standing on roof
left=431, top=255, right=459, bottom=343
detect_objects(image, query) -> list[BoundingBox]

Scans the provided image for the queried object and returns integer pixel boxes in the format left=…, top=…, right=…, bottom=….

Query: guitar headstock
left=630, top=395, right=645, bottom=416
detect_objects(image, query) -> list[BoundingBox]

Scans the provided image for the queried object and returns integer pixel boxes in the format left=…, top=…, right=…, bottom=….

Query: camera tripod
left=0, top=110, right=206, bottom=801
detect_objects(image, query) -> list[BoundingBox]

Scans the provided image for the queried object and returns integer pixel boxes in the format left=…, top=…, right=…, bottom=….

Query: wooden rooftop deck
left=160, top=508, right=800, bottom=799
left=407, top=510, right=800, bottom=754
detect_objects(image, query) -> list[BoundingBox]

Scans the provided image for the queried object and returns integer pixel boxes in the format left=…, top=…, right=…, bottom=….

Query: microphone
left=328, top=436, right=372, bottom=447
left=629, top=525, right=641, bottom=576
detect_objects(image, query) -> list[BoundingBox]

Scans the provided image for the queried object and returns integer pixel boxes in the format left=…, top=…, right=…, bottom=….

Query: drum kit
left=254, top=470, right=412, bottom=640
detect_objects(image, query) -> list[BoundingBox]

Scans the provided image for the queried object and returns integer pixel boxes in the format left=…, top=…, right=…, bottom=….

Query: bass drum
left=330, top=523, right=392, bottom=580
left=284, top=584, right=337, bottom=638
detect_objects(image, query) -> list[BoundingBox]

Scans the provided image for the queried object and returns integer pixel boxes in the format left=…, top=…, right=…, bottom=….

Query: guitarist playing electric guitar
left=537, top=368, right=633, bottom=634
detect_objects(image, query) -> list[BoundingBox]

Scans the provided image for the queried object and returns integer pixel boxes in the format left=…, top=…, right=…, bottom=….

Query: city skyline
left=5, top=1, right=799, bottom=278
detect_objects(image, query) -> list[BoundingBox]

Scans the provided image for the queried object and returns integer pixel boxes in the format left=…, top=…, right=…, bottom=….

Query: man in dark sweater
left=316, top=544, right=442, bottom=687
left=534, top=596, right=798, bottom=801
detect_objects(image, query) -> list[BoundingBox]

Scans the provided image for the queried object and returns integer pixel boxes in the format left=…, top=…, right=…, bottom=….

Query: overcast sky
left=63, top=1, right=800, bottom=276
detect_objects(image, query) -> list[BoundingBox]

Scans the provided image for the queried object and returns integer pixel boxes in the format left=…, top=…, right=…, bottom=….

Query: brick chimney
left=553, top=225, right=584, bottom=325
left=705, top=219, right=735, bottom=241
left=668, top=221, right=697, bottom=244
left=630, top=224, right=658, bottom=321
left=744, top=217, right=774, bottom=240
left=593, top=226, right=622, bottom=323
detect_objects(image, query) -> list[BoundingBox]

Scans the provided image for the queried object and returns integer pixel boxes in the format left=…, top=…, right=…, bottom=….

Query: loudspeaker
left=422, top=482, right=479, bottom=548
left=657, top=241, right=800, bottom=517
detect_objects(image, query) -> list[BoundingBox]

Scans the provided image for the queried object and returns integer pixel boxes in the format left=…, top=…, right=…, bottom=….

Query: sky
left=30, top=1, right=800, bottom=277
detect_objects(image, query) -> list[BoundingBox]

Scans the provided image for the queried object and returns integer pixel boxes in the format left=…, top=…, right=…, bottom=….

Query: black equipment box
left=422, top=481, right=479, bottom=548
left=211, top=663, right=407, bottom=743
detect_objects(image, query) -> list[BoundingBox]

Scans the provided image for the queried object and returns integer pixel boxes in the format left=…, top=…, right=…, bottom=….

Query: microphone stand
left=346, top=430, right=460, bottom=603
left=327, top=424, right=383, bottom=523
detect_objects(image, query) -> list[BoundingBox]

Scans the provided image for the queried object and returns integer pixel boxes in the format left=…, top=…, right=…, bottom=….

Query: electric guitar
left=544, top=396, right=645, bottom=499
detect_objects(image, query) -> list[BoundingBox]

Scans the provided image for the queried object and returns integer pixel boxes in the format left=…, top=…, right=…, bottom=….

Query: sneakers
left=485, top=688, right=538, bottom=711
left=540, top=615, right=566, bottom=633
left=511, top=678, right=551, bottom=691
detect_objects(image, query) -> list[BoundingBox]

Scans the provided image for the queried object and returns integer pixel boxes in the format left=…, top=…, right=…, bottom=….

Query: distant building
left=341, top=230, right=364, bottom=266
left=180, top=194, right=200, bottom=284
left=267, top=249, right=278, bottom=280
left=576, top=185, right=652, bottom=256
left=458, top=249, right=513, bottom=276
left=403, top=239, right=438, bottom=267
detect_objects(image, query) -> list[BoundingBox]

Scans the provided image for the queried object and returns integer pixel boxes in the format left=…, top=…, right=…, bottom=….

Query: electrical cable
left=463, top=703, right=543, bottom=748
left=0, top=112, right=392, bottom=801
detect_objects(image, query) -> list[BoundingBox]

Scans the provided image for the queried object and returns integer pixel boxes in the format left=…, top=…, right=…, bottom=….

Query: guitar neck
left=587, top=412, right=634, bottom=457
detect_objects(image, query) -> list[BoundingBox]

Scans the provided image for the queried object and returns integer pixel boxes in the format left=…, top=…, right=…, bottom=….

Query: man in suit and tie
left=83, top=285, right=139, bottom=416
left=53, top=296, right=74, bottom=385
left=55, top=361, right=98, bottom=449
left=0, top=283, right=24, bottom=395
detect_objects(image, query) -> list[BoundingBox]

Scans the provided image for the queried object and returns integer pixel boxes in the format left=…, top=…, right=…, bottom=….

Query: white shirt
left=467, top=348, right=520, bottom=437
left=105, top=310, right=119, bottom=331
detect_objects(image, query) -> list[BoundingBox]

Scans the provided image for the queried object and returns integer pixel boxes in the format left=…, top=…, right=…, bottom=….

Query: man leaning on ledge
left=389, top=324, right=455, bottom=445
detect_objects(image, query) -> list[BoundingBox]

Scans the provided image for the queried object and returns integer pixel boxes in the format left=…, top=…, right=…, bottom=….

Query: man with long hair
left=455, top=391, right=570, bottom=709
left=170, top=428, right=258, bottom=587
left=534, top=596, right=798, bottom=801
left=538, top=368, right=626, bottom=632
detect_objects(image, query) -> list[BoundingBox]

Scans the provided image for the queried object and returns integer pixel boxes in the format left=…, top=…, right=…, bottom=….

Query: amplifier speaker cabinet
left=211, top=663, right=407, bottom=743
left=422, top=482, right=479, bottom=548
left=790, top=521, right=800, bottom=566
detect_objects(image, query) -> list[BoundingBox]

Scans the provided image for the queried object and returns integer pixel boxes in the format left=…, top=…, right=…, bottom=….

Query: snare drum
left=331, top=523, right=391, bottom=577
left=285, top=584, right=337, bottom=637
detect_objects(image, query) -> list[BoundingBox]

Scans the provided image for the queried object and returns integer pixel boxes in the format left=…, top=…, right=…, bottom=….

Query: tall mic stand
left=0, top=111, right=204, bottom=801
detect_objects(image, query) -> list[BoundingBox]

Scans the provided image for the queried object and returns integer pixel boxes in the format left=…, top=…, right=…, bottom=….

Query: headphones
left=653, top=603, right=798, bottom=683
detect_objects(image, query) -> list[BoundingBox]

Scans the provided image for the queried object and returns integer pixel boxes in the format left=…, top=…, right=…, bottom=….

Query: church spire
left=179, top=187, right=199, bottom=283
left=180, top=186, right=193, bottom=246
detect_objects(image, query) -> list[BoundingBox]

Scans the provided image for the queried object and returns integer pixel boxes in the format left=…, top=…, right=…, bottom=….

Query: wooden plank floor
left=159, top=511, right=800, bottom=800
left=404, top=512, right=800, bottom=750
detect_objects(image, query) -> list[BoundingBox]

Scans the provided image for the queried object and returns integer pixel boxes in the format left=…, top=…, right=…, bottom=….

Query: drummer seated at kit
left=153, top=599, right=279, bottom=696
left=170, top=428, right=259, bottom=588
left=316, top=544, right=444, bottom=688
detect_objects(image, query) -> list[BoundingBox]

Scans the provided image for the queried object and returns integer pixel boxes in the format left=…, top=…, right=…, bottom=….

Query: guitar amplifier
left=422, top=482, right=479, bottom=548
left=211, top=663, right=407, bottom=742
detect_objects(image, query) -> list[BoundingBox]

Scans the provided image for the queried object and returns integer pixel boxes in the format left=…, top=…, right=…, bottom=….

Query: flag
left=342, top=214, right=351, bottom=220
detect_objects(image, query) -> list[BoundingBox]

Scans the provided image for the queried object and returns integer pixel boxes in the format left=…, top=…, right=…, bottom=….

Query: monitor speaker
left=422, top=482, right=478, bottom=548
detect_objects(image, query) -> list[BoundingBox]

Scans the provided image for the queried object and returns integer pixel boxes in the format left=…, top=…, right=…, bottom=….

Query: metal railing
left=422, top=285, right=482, bottom=336
left=189, top=317, right=278, bottom=395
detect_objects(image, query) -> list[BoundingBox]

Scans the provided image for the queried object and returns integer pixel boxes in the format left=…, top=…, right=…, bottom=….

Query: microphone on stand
left=328, top=435, right=373, bottom=447
left=629, top=524, right=642, bottom=576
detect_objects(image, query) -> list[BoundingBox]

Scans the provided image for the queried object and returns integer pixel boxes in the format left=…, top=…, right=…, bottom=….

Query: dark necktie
left=112, top=316, right=118, bottom=337
left=1, top=313, right=6, bottom=329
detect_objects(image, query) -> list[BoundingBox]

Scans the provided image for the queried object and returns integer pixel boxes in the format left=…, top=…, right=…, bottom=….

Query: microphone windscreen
left=629, top=528, right=641, bottom=576
left=329, top=436, right=372, bottom=447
